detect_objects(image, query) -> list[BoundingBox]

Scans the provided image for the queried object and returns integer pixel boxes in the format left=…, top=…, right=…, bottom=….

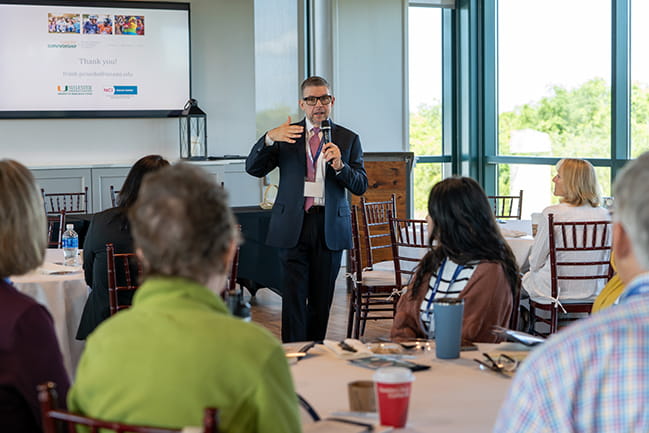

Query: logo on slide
left=104, top=85, right=138, bottom=96
left=47, top=43, right=78, bottom=49
left=57, top=85, right=92, bottom=95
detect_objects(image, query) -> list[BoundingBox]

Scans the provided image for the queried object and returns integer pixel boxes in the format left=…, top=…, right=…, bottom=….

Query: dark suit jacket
left=246, top=119, right=367, bottom=250
left=76, top=207, right=137, bottom=340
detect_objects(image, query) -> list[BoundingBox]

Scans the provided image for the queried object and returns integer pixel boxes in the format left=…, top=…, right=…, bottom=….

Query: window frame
left=408, top=0, right=634, bottom=198
left=479, top=0, right=631, bottom=195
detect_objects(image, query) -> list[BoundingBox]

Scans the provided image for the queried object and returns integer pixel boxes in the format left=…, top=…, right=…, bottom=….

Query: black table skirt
left=48, top=213, right=92, bottom=249
left=233, top=207, right=283, bottom=297
left=49, top=208, right=283, bottom=297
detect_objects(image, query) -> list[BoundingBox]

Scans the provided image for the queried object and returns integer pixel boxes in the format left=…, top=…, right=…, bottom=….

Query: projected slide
left=0, top=3, right=190, bottom=114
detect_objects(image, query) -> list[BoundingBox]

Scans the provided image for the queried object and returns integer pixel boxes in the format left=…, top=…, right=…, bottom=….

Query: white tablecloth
left=500, top=220, right=534, bottom=272
left=382, top=220, right=534, bottom=272
left=292, top=343, right=513, bottom=432
left=11, top=249, right=88, bottom=379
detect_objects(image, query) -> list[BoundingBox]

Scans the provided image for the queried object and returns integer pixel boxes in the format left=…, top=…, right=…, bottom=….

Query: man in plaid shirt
left=494, top=152, right=649, bottom=433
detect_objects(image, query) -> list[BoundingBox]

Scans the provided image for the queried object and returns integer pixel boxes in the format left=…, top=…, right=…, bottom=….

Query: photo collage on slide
left=48, top=13, right=145, bottom=35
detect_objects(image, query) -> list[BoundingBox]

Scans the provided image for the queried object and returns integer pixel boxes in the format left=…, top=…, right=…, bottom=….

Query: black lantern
left=179, top=98, right=207, bottom=160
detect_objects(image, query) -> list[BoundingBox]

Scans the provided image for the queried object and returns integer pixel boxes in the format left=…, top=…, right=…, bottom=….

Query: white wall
left=0, top=0, right=256, bottom=167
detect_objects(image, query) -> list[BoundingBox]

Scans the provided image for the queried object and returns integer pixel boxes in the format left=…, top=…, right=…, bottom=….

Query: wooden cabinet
left=350, top=152, right=414, bottom=267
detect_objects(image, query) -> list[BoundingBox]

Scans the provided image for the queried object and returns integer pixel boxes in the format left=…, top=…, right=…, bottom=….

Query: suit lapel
left=297, top=119, right=307, bottom=177
left=329, top=121, right=345, bottom=153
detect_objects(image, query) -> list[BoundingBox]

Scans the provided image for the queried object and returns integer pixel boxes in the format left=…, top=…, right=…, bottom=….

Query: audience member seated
left=76, top=155, right=169, bottom=340
left=523, top=158, right=610, bottom=304
left=0, top=160, right=70, bottom=433
left=68, top=163, right=301, bottom=433
left=391, top=177, right=519, bottom=344
left=495, top=151, right=649, bottom=433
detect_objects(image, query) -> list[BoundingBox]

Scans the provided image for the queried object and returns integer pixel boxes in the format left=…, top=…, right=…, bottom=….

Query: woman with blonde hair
left=0, top=160, right=69, bottom=432
left=523, top=158, right=611, bottom=304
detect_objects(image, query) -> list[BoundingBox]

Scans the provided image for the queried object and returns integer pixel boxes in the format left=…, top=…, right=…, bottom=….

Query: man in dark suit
left=246, top=76, right=368, bottom=342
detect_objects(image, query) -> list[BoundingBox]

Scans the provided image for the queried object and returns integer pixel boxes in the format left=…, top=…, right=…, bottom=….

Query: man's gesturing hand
left=267, top=116, right=304, bottom=144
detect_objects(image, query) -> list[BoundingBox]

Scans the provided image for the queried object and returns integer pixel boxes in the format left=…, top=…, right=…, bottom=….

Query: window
left=408, top=5, right=445, bottom=218
left=410, top=0, right=635, bottom=215
left=254, top=0, right=301, bottom=138
left=631, top=0, right=649, bottom=157
left=496, top=0, right=611, bottom=216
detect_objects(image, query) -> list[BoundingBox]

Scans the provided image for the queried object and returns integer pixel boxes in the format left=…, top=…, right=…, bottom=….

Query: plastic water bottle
left=62, top=224, right=79, bottom=265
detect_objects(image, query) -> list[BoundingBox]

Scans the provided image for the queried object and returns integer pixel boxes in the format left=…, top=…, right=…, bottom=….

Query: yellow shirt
left=592, top=254, right=625, bottom=313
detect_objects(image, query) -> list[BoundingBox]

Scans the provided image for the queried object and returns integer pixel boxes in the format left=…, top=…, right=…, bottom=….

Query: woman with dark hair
left=391, top=177, right=519, bottom=344
left=76, top=155, right=169, bottom=340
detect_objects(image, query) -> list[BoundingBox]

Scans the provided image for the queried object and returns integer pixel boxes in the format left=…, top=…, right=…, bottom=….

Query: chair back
left=47, top=210, right=66, bottom=248
left=224, top=225, right=242, bottom=292
left=548, top=213, right=613, bottom=301
left=349, top=205, right=363, bottom=281
left=487, top=189, right=523, bottom=220
left=388, top=212, right=429, bottom=291
left=106, top=242, right=141, bottom=316
left=38, top=382, right=219, bottom=433
left=509, top=281, right=521, bottom=330
left=42, top=187, right=89, bottom=215
left=359, top=194, right=397, bottom=268
left=347, top=205, right=400, bottom=338
left=110, top=185, right=121, bottom=208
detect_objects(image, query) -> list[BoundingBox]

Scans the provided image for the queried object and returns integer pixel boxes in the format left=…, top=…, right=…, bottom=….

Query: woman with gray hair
left=68, top=163, right=301, bottom=433
left=0, top=160, right=69, bottom=432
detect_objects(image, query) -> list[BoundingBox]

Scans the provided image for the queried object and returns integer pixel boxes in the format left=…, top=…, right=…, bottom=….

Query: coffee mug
left=348, top=380, right=376, bottom=412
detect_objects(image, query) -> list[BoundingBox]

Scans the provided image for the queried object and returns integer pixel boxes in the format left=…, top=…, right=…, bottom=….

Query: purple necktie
left=305, top=127, right=320, bottom=211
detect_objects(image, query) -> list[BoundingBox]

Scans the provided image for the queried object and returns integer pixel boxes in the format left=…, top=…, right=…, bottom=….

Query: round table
left=11, top=249, right=88, bottom=378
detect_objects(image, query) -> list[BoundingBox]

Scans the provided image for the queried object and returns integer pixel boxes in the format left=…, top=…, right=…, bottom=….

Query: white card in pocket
left=304, top=181, right=324, bottom=198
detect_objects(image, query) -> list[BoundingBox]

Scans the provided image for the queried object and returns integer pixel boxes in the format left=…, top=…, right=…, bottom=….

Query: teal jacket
left=68, top=276, right=301, bottom=433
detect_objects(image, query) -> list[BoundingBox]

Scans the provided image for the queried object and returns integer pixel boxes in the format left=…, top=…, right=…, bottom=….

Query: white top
left=419, top=258, right=477, bottom=337
left=304, top=118, right=326, bottom=207
left=522, top=203, right=611, bottom=303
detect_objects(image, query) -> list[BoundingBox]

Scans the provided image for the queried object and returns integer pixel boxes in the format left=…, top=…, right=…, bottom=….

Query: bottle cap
left=66, top=224, right=74, bottom=230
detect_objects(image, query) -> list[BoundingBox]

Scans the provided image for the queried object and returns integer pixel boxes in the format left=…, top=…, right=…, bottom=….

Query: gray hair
left=301, top=76, right=330, bottom=94
left=613, top=152, right=649, bottom=269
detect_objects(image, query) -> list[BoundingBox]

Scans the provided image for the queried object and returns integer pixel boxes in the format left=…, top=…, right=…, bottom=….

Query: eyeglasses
left=302, top=95, right=332, bottom=106
left=474, top=353, right=519, bottom=376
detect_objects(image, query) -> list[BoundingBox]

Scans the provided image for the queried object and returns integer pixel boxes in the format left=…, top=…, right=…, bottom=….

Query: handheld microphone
left=321, top=119, right=332, bottom=166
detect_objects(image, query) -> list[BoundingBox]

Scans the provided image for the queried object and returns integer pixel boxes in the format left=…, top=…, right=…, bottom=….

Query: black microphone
left=321, top=119, right=332, bottom=166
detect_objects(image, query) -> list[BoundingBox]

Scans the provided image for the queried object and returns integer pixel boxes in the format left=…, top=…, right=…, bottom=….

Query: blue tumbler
left=432, top=298, right=464, bottom=359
